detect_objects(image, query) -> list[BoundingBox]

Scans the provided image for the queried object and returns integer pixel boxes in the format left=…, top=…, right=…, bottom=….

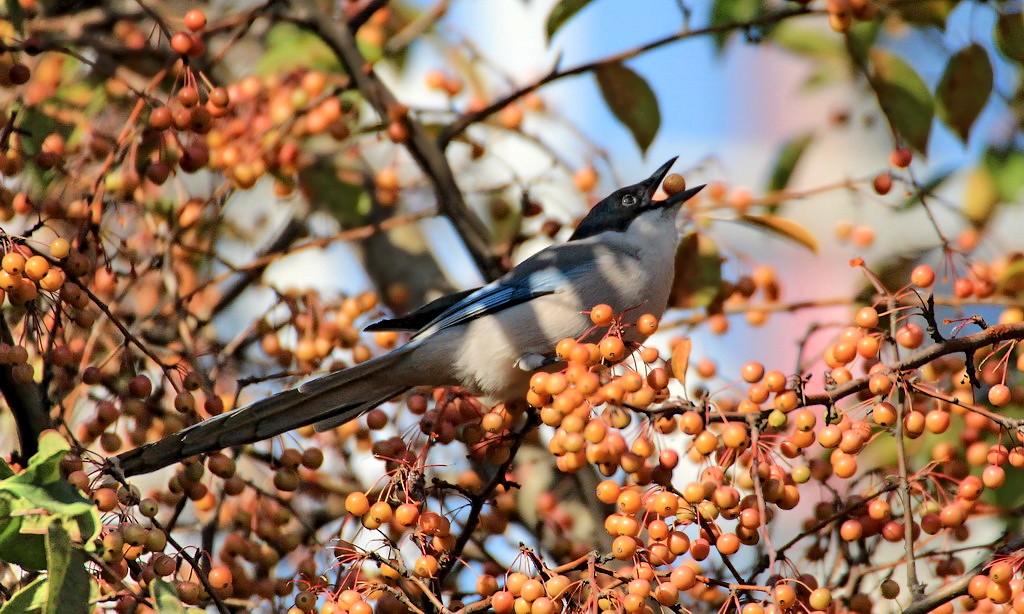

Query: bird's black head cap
left=569, top=157, right=704, bottom=241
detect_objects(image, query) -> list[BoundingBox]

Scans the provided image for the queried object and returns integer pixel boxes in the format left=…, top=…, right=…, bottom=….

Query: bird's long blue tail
left=113, top=349, right=412, bottom=477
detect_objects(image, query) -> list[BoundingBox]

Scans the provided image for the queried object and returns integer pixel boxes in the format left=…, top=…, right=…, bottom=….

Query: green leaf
left=766, top=133, right=813, bottom=193
left=0, top=576, right=47, bottom=614
left=0, top=458, right=13, bottom=479
left=844, top=19, right=880, bottom=65
left=709, top=0, right=761, bottom=50
left=151, top=578, right=186, bottom=614
left=3, top=0, right=26, bottom=32
left=0, top=432, right=99, bottom=570
left=869, top=49, right=934, bottom=154
left=936, top=44, right=993, bottom=142
left=996, top=11, right=1024, bottom=64
left=546, top=0, right=593, bottom=41
left=892, top=0, right=954, bottom=29
left=739, top=214, right=820, bottom=253
left=984, top=148, right=1024, bottom=203
left=594, top=62, right=660, bottom=154
left=46, top=520, right=90, bottom=614
left=259, top=23, right=340, bottom=75
left=769, top=23, right=842, bottom=59
left=669, top=233, right=722, bottom=309
left=297, top=158, right=369, bottom=226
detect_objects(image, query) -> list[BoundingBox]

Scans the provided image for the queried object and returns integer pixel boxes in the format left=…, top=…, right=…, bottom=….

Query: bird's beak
left=662, top=184, right=706, bottom=208
left=642, top=157, right=679, bottom=200
left=640, top=157, right=705, bottom=209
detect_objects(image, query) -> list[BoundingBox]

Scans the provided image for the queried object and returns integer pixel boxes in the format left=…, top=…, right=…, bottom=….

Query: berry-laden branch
left=282, top=0, right=504, bottom=281
left=902, top=532, right=1024, bottom=614
left=437, top=411, right=538, bottom=582
left=438, top=6, right=820, bottom=147
left=801, top=322, right=1024, bottom=410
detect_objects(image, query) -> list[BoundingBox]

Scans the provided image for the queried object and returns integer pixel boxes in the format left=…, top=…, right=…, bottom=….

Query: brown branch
left=149, top=517, right=231, bottom=614
left=902, top=532, right=1024, bottom=614
left=283, top=0, right=503, bottom=281
left=437, top=413, right=537, bottom=582
left=438, top=6, right=819, bottom=147
left=801, top=322, right=1024, bottom=409
left=0, top=314, right=50, bottom=463
left=203, top=215, right=306, bottom=322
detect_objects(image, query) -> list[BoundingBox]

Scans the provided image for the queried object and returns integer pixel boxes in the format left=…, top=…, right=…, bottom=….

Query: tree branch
left=902, top=532, right=1024, bottom=614
left=0, top=314, right=50, bottom=463
left=283, top=0, right=504, bottom=281
left=438, top=6, right=819, bottom=147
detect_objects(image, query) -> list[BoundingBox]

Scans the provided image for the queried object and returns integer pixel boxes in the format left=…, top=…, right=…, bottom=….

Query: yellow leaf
left=740, top=214, right=820, bottom=253
left=963, top=167, right=999, bottom=227
left=670, top=338, right=692, bottom=385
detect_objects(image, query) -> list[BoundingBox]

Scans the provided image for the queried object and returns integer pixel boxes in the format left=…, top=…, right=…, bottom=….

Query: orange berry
left=868, top=373, right=893, bottom=396
left=589, top=304, right=614, bottom=326
left=983, top=464, right=1006, bottom=488
left=2, top=252, right=25, bottom=275
left=670, top=566, right=696, bottom=591
left=345, top=491, right=370, bottom=516
left=596, top=480, right=620, bottom=504
left=184, top=9, right=207, bottom=31
left=872, top=401, right=897, bottom=426
left=953, top=277, right=974, bottom=298
left=721, top=422, right=749, bottom=449
left=662, top=173, right=686, bottom=196
left=49, top=238, right=70, bottom=259
left=651, top=491, right=679, bottom=516
left=636, top=313, right=659, bottom=335
left=573, top=167, right=598, bottom=192
left=911, top=264, right=935, bottom=287
left=208, top=566, right=232, bottom=589
left=611, top=535, right=638, bottom=560
left=367, top=501, right=393, bottom=524
left=896, top=323, right=924, bottom=348
left=716, top=532, right=740, bottom=555
left=616, top=489, right=642, bottom=514
left=774, top=584, right=797, bottom=608
left=23, top=256, right=49, bottom=281
left=840, top=519, right=863, bottom=541
left=808, top=588, right=833, bottom=611
left=424, top=69, right=446, bottom=90
left=413, top=555, right=438, bottom=577
left=170, top=31, right=193, bottom=55
left=855, top=306, right=879, bottom=328
left=989, top=561, right=1014, bottom=584
left=599, top=336, right=626, bottom=362
left=763, top=370, right=787, bottom=393
left=740, top=361, right=764, bottom=383
left=989, top=384, right=1011, bottom=407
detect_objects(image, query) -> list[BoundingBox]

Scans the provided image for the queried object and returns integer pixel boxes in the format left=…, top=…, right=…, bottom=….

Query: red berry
left=890, top=147, right=912, bottom=168
left=872, top=173, right=892, bottom=195
left=184, top=9, right=207, bottom=31
left=170, top=31, right=193, bottom=55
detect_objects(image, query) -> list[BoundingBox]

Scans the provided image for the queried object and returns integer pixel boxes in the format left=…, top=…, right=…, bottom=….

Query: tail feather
left=113, top=349, right=411, bottom=477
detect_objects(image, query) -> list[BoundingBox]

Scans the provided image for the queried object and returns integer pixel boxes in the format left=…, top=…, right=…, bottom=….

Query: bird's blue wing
left=412, top=267, right=568, bottom=340
left=364, top=287, right=480, bottom=332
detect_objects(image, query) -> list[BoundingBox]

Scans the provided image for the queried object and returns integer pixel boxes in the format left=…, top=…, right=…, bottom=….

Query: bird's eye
left=622, top=194, right=637, bottom=207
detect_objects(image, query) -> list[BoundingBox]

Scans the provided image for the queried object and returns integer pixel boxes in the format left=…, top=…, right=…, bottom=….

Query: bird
left=112, top=158, right=704, bottom=477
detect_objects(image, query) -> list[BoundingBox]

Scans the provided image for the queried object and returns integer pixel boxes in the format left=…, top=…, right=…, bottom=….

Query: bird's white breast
left=447, top=210, right=681, bottom=401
